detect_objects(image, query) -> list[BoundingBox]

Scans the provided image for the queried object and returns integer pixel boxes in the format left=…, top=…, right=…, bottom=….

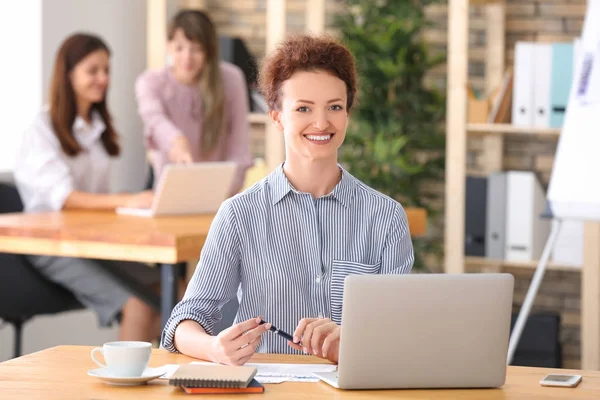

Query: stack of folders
left=512, top=39, right=581, bottom=128
left=169, top=364, right=265, bottom=395
left=465, top=172, right=583, bottom=267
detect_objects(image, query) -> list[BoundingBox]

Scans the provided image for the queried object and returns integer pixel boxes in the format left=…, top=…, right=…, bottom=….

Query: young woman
left=136, top=9, right=253, bottom=195
left=14, top=33, right=161, bottom=341
left=161, top=34, right=414, bottom=365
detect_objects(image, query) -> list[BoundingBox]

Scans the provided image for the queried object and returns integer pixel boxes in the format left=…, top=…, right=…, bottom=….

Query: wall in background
left=0, top=0, right=42, bottom=174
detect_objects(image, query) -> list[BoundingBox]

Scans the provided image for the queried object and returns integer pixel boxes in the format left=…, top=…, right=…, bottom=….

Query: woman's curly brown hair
left=258, top=34, right=358, bottom=111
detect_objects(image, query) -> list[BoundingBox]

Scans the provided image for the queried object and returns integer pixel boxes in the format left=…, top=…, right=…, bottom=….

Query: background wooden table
left=0, top=346, right=599, bottom=399
left=0, top=209, right=426, bottom=264
left=0, top=208, right=427, bottom=328
left=0, top=211, right=215, bottom=264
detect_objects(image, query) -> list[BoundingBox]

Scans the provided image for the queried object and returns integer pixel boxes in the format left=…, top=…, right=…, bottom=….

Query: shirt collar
left=72, top=110, right=106, bottom=149
left=270, top=163, right=355, bottom=207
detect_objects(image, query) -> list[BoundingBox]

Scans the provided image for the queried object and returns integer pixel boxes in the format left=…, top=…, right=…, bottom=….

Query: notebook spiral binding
left=170, top=378, right=241, bottom=388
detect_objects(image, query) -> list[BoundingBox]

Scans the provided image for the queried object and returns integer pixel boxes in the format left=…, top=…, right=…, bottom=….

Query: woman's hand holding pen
left=169, top=135, right=193, bottom=164
left=288, top=318, right=341, bottom=363
left=208, top=317, right=271, bottom=366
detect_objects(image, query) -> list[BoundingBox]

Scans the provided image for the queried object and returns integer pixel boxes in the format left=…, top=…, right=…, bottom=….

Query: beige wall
left=0, top=0, right=42, bottom=173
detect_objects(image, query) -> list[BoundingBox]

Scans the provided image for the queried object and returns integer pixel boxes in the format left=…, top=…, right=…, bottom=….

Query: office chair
left=0, top=182, right=83, bottom=359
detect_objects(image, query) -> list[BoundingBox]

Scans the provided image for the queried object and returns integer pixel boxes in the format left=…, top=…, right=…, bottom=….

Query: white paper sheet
left=190, top=361, right=337, bottom=383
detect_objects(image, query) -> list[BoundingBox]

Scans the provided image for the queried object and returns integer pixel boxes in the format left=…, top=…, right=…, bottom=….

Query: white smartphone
left=540, top=374, right=582, bottom=388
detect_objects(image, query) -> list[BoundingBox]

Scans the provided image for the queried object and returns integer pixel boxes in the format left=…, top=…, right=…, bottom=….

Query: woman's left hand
left=288, top=318, right=340, bottom=363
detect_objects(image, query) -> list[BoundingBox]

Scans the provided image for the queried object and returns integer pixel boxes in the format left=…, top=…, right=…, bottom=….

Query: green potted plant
left=336, top=0, right=446, bottom=270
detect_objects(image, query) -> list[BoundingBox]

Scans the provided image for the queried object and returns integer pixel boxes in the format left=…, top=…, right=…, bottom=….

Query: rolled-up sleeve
left=161, top=199, right=242, bottom=352
left=380, top=204, right=414, bottom=274
left=135, top=72, right=181, bottom=153
left=14, top=120, right=74, bottom=212
left=224, top=66, right=253, bottom=194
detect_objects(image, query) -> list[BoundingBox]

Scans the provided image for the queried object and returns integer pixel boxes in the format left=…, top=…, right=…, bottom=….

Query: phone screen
left=545, top=375, right=573, bottom=382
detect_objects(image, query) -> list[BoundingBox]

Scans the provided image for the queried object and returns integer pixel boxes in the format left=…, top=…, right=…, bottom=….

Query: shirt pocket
left=330, top=260, right=380, bottom=324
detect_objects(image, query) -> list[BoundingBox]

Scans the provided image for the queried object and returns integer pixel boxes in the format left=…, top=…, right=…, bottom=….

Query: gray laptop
left=116, top=162, right=236, bottom=217
left=314, top=273, right=514, bottom=390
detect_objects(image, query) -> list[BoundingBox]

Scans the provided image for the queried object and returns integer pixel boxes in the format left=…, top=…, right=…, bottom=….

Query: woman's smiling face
left=270, top=69, right=349, bottom=163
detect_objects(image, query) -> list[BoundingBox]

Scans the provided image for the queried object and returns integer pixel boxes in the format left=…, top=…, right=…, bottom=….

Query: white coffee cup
left=91, top=341, right=152, bottom=377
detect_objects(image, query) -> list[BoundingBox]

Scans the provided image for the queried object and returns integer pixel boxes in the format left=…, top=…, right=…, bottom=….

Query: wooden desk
left=0, top=209, right=427, bottom=327
left=0, top=211, right=214, bottom=264
left=0, top=346, right=599, bottom=399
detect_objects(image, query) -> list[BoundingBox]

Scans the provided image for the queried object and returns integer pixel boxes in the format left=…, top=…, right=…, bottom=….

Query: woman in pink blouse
left=135, top=9, right=253, bottom=194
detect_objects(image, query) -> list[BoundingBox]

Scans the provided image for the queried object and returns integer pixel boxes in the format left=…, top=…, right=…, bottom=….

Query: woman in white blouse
left=14, top=33, right=162, bottom=341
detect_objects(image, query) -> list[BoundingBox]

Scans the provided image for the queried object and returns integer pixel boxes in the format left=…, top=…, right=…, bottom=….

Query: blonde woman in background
left=136, top=9, right=253, bottom=194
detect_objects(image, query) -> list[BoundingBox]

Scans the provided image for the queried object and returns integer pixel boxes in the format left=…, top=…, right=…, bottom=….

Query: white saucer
left=88, top=366, right=166, bottom=386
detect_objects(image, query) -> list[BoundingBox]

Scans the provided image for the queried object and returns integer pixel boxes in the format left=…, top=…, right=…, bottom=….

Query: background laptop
left=116, top=162, right=236, bottom=217
left=314, top=273, right=514, bottom=390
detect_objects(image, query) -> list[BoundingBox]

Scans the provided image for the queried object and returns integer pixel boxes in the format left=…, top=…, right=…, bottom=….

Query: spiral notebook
left=181, top=379, right=265, bottom=394
left=169, top=364, right=257, bottom=389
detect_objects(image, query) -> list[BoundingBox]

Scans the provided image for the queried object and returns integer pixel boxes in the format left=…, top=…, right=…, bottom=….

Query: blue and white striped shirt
left=162, top=164, right=414, bottom=354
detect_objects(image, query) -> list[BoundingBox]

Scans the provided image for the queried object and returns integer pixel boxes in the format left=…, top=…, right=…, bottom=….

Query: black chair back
left=0, top=182, right=82, bottom=320
left=0, top=182, right=23, bottom=213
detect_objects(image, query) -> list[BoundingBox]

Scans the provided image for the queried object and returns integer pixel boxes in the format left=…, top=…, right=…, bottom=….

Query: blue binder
left=550, top=43, right=574, bottom=128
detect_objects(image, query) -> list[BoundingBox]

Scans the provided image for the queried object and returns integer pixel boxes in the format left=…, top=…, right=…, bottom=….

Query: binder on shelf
left=550, top=42, right=575, bottom=128
left=533, top=43, right=552, bottom=128
left=465, top=176, right=488, bottom=257
left=512, top=42, right=535, bottom=126
left=485, top=172, right=507, bottom=260
left=505, top=171, right=550, bottom=262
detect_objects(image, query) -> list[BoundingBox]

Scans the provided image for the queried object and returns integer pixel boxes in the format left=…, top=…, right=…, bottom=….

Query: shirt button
left=315, top=275, right=321, bottom=284
left=318, top=313, right=324, bottom=319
